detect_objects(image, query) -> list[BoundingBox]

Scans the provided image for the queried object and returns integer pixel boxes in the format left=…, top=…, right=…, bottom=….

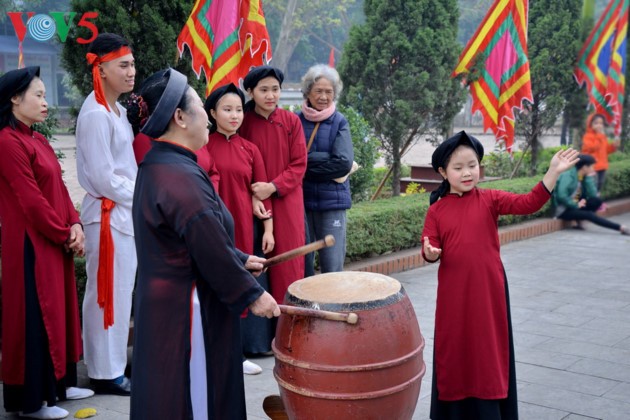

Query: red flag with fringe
left=177, top=0, right=273, bottom=95
left=452, top=0, right=533, bottom=152
left=575, top=0, right=628, bottom=136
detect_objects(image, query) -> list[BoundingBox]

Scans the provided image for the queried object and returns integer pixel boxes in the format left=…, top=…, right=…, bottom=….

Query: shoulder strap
left=306, top=123, right=320, bottom=151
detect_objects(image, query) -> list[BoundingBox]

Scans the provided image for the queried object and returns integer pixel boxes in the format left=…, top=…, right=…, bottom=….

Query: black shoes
left=90, top=376, right=131, bottom=396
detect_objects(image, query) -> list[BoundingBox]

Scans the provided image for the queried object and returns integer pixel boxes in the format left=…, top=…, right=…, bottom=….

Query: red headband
left=86, top=46, right=133, bottom=112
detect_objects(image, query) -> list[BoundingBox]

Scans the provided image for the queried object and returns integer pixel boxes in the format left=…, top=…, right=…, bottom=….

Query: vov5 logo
left=7, top=11, right=99, bottom=44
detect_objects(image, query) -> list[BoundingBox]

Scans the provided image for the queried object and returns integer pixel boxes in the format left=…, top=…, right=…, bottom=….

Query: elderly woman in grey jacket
left=298, top=64, right=354, bottom=273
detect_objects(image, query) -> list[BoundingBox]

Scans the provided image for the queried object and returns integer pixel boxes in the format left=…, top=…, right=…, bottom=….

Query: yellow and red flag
left=452, top=0, right=533, bottom=152
left=177, top=0, right=272, bottom=95
left=575, top=0, right=628, bottom=136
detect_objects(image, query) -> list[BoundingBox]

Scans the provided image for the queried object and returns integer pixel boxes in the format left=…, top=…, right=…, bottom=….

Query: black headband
left=141, top=69, right=189, bottom=138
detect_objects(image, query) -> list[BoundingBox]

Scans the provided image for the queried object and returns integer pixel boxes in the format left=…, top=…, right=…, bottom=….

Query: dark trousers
left=3, top=236, right=76, bottom=413
left=558, top=197, right=621, bottom=231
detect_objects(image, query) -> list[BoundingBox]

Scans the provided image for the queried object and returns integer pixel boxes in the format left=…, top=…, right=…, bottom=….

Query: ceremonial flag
left=177, top=0, right=272, bottom=95
left=328, top=47, right=335, bottom=68
left=575, top=0, right=628, bottom=136
left=452, top=0, right=533, bottom=152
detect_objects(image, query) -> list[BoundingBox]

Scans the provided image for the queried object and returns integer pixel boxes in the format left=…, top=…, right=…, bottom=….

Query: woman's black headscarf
left=140, top=68, right=189, bottom=138
left=0, top=66, right=40, bottom=130
left=429, top=131, right=484, bottom=205
left=204, top=83, right=245, bottom=133
left=243, top=66, right=284, bottom=91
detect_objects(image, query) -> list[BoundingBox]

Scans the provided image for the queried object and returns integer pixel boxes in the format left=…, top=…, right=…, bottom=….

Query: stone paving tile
left=602, top=381, right=630, bottom=405
left=518, top=401, right=572, bottom=420
left=537, top=338, right=630, bottom=366
left=518, top=383, right=630, bottom=419
left=517, top=363, right=620, bottom=396
left=568, top=358, right=630, bottom=383
left=515, top=348, right=582, bottom=370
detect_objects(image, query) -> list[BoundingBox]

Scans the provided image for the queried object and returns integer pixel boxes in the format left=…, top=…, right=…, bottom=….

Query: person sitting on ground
left=553, top=154, right=628, bottom=235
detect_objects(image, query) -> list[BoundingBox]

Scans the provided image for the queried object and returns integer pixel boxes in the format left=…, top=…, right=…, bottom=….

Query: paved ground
left=2, top=212, right=629, bottom=419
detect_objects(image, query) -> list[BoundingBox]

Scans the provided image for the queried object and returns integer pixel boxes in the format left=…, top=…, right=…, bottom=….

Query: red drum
left=273, top=271, right=425, bottom=419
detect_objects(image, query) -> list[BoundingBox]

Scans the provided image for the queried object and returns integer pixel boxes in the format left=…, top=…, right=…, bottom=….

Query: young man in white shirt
left=75, top=33, right=137, bottom=396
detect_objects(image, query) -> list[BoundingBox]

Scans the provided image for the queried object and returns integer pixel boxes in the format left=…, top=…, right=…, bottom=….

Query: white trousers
left=190, top=287, right=208, bottom=419
left=82, top=223, right=137, bottom=380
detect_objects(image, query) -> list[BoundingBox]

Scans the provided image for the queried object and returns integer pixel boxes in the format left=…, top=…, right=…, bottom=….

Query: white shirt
left=76, top=92, right=137, bottom=236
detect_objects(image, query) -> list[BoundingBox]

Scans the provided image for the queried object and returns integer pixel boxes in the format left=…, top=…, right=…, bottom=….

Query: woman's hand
left=262, top=231, right=275, bottom=254
left=66, top=224, right=85, bottom=256
left=251, top=182, right=276, bottom=201
left=249, top=291, right=280, bottom=318
left=245, top=255, right=266, bottom=277
left=423, top=237, right=441, bottom=262
left=252, top=196, right=272, bottom=219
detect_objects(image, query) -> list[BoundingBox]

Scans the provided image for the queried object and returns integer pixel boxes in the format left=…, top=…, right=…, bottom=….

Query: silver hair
left=300, top=64, right=343, bottom=100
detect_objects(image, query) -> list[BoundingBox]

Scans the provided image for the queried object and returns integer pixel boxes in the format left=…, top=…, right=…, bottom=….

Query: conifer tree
left=517, top=0, right=582, bottom=174
left=339, top=0, right=463, bottom=196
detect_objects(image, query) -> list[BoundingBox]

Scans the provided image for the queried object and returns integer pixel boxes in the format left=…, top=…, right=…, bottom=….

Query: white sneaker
left=65, top=386, right=94, bottom=400
left=20, top=403, right=69, bottom=419
left=243, top=359, right=262, bottom=375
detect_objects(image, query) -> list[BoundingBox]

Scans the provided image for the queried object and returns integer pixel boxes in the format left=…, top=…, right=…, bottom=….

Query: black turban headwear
left=204, top=83, right=246, bottom=133
left=243, top=66, right=284, bottom=91
left=575, top=154, right=596, bottom=170
left=141, top=68, right=189, bottom=138
left=204, top=83, right=245, bottom=113
left=0, top=66, right=40, bottom=130
left=429, top=131, right=485, bottom=205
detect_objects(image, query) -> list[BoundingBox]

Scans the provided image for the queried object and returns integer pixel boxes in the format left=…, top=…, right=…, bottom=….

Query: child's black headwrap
left=430, top=131, right=484, bottom=205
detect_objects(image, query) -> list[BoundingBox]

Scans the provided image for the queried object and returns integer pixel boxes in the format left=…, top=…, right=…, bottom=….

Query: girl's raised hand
left=549, top=148, right=580, bottom=174
left=423, top=236, right=442, bottom=262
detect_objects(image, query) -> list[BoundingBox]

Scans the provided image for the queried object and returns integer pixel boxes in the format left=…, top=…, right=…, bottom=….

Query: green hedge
left=345, top=158, right=630, bottom=261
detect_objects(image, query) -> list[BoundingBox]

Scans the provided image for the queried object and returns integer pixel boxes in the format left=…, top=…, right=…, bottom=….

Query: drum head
left=286, top=271, right=404, bottom=311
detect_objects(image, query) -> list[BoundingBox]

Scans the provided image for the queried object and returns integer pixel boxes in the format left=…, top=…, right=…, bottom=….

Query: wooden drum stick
left=279, top=304, right=359, bottom=325
left=262, top=234, right=335, bottom=268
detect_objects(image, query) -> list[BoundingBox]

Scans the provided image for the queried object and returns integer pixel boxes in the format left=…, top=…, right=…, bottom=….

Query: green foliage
left=32, top=107, right=64, bottom=159
left=517, top=0, right=582, bottom=174
left=339, top=0, right=464, bottom=196
left=61, top=0, right=203, bottom=100
left=74, top=256, right=87, bottom=308
left=338, top=105, right=379, bottom=202
left=346, top=193, right=428, bottom=260
left=369, top=165, right=411, bottom=198
left=600, top=159, right=630, bottom=199
left=484, top=146, right=576, bottom=179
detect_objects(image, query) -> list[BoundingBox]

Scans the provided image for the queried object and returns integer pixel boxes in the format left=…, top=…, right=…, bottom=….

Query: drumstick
left=279, top=304, right=359, bottom=325
left=262, top=235, right=335, bottom=268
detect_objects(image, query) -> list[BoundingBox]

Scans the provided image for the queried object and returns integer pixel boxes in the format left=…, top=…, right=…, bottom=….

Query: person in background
left=239, top=66, right=307, bottom=304
left=581, top=113, right=620, bottom=192
left=422, top=131, right=579, bottom=419
left=204, top=83, right=275, bottom=374
left=75, top=33, right=137, bottom=396
left=553, top=154, right=628, bottom=234
left=298, top=64, right=354, bottom=274
left=0, top=66, right=93, bottom=420
left=127, top=68, right=279, bottom=419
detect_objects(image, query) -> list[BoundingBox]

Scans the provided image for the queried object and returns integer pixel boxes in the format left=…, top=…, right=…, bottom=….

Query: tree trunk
left=272, top=0, right=301, bottom=74
left=391, top=145, right=401, bottom=196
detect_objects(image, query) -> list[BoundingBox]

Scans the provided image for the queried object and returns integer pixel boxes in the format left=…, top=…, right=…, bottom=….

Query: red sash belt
left=97, top=198, right=116, bottom=329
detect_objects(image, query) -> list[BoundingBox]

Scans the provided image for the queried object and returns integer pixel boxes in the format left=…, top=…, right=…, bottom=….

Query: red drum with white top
left=273, top=271, right=426, bottom=419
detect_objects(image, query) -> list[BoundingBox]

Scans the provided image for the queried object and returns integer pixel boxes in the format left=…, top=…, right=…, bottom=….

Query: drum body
left=273, top=271, right=425, bottom=420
